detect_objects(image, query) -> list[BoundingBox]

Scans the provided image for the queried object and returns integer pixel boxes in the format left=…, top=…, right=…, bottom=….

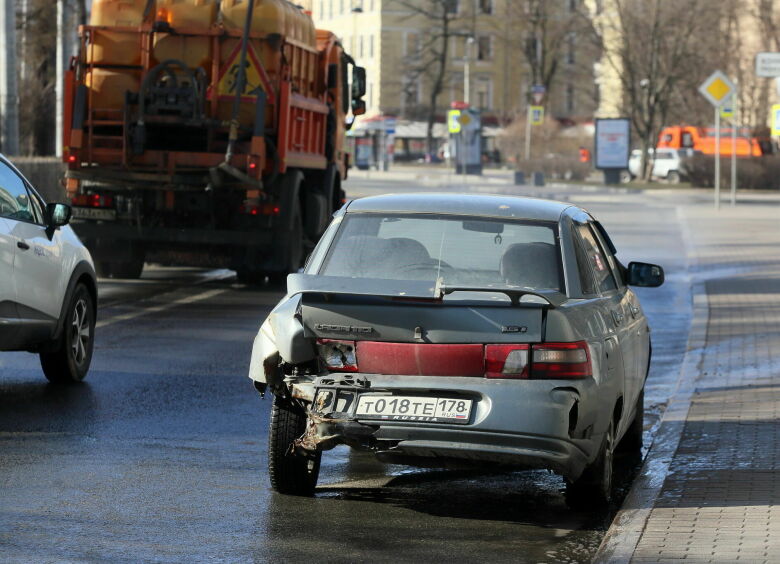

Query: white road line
left=95, top=288, right=227, bottom=329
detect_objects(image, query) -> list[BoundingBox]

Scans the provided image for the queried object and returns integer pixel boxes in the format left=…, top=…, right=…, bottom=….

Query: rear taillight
left=71, top=193, right=114, bottom=208
left=485, top=345, right=529, bottom=379
left=530, top=341, right=592, bottom=379
left=317, top=339, right=358, bottom=372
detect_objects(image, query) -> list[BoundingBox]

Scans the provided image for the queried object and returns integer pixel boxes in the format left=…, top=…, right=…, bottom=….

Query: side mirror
left=626, top=261, right=664, bottom=287
left=351, top=66, right=367, bottom=99
left=351, top=98, right=366, bottom=116
left=46, top=202, right=72, bottom=229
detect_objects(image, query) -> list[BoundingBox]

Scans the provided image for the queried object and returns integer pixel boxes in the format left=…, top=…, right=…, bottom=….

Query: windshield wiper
left=433, top=279, right=566, bottom=308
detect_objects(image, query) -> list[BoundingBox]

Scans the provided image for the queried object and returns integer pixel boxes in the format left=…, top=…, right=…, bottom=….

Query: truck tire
left=565, top=420, right=614, bottom=508
left=40, top=284, right=95, bottom=384
left=268, top=396, right=321, bottom=496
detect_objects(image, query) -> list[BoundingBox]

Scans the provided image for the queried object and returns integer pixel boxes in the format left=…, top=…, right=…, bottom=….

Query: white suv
left=0, top=155, right=97, bottom=383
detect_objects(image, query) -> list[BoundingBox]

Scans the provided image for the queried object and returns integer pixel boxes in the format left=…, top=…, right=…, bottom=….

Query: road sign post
left=699, top=70, right=736, bottom=210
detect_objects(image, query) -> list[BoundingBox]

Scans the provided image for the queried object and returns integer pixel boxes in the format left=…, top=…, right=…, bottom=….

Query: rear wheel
left=566, top=420, right=615, bottom=508
left=268, top=395, right=321, bottom=496
left=40, top=284, right=95, bottom=384
left=666, top=170, right=681, bottom=184
left=618, top=388, right=644, bottom=455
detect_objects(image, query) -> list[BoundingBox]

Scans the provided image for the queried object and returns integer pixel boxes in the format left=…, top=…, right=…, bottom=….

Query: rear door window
left=575, top=224, right=616, bottom=293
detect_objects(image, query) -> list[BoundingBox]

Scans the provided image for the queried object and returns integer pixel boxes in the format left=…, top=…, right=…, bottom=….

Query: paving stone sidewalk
left=628, top=203, right=780, bottom=563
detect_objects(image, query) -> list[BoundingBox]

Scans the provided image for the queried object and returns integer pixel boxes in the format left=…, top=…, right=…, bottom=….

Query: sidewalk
left=597, top=201, right=780, bottom=563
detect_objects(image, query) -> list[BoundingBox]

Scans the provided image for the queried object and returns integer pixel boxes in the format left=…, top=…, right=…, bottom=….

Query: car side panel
left=8, top=219, right=65, bottom=320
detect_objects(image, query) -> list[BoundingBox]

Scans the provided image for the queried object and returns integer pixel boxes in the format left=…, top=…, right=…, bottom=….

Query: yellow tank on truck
left=153, top=0, right=219, bottom=73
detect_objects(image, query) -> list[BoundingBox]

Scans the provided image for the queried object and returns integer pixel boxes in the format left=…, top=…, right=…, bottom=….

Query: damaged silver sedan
left=249, top=193, right=664, bottom=505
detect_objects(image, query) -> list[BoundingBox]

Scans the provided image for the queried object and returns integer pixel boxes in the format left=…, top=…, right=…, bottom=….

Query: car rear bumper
left=294, top=373, right=608, bottom=481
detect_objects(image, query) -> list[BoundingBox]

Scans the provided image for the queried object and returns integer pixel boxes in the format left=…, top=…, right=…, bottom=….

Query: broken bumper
left=293, top=373, right=607, bottom=481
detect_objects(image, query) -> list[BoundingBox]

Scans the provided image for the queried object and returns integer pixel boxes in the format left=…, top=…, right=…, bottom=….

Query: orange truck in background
left=63, top=0, right=366, bottom=282
left=657, top=125, right=771, bottom=157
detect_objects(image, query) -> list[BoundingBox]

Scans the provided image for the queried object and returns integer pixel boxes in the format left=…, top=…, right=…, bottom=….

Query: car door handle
left=17, top=240, right=30, bottom=251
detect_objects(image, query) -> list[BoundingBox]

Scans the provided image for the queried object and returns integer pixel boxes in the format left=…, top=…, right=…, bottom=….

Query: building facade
left=301, top=0, right=600, bottom=127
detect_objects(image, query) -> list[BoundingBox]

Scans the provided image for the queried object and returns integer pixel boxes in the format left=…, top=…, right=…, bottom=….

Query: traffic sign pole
left=524, top=106, right=532, bottom=160
left=715, top=107, right=721, bottom=210
left=731, top=95, right=737, bottom=207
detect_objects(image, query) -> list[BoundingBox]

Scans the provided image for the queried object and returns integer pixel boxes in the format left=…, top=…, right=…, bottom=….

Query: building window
left=477, top=36, right=492, bottom=61
left=566, top=84, right=575, bottom=114
left=569, top=0, right=578, bottom=12
left=567, top=33, right=576, bottom=64
left=402, top=74, right=422, bottom=112
left=319, top=0, right=324, bottom=17
left=369, top=34, right=374, bottom=58
left=339, top=0, right=344, bottom=15
left=476, top=77, right=492, bottom=110
left=478, top=0, right=493, bottom=14
left=359, top=35, right=364, bottom=58
left=328, top=0, right=333, bottom=19
left=444, top=0, right=459, bottom=15
left=406, top=32, right=420, bottom=59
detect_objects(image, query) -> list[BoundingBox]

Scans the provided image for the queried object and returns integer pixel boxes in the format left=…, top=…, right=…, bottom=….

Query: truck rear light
left=530, top=342, right=592, bottom=379
left=72, top=194, right=114, bottom=208
left=317, top=339, right=358, bottom=372
left=485, top=345, right=530, bottom=379
left=241, top=202, right=280, bottom=216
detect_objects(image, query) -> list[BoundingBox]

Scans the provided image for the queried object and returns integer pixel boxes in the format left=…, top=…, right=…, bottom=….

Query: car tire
left=40, top=284, right=95, bottom=384
left=565, top=419, right=614, bottom=508
left=617, top=387, right=644, bottom=455
left=666, top=170, right=681, bottom=184
left=268, top=395, right=321, bottom=496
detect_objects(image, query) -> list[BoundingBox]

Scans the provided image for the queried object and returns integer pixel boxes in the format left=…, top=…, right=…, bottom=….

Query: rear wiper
left=433, top=279, right=566, bottom=308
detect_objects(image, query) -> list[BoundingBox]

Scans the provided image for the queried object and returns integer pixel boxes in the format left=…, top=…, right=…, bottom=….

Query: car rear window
left=320, top=213, right=562, bottom=290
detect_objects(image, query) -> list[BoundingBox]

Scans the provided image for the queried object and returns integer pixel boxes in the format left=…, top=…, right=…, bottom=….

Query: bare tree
left=593, top=0, right=713, bottom=179
left=391, top=0, right=464, bottom=154
left=497, top=0, right=596, bottom=109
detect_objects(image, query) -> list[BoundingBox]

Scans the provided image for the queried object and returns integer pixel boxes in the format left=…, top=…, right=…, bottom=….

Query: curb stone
left=592, top=206, right=705, bottom=564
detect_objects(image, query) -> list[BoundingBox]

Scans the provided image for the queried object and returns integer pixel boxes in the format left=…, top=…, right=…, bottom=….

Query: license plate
left=72, top=207, right=117, bottom=221
left=355, top=395, right=472, bottom=424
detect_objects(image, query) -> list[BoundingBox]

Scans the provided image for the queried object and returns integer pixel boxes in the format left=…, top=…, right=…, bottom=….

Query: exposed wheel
left=617, top=387, right=644, bottom=455
left=40, top=284, right=95, bottom=384
left=666, top=170, right=681, bottom=184
left=268, top=395, right=321, bottom=496
left=566, top=419, right=615, bottom=508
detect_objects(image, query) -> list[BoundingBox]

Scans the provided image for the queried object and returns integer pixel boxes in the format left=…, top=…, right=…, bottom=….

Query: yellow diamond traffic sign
left=699, top=70, right=736, bottom=108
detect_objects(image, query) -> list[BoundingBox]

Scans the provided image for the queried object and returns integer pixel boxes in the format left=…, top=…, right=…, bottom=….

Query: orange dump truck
left=657, top=125, right=770, bottom=157
left=63, top=0, right=366, bottom=281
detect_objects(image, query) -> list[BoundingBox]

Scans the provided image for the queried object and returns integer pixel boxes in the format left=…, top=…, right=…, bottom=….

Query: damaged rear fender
left=248, top=295, right=317, bottom=386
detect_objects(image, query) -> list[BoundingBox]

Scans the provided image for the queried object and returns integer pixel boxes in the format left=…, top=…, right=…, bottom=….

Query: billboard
left=595, top=118, right=630, bottom=169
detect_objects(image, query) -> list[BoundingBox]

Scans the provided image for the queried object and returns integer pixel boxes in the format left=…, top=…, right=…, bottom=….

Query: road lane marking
left=96, top=288, right=227, bottom=329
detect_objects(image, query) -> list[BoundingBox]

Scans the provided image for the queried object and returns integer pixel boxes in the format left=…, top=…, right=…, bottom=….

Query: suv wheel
left=268, top=395, right=321, bottom=496
left=40, top=284, right=95, bottom=384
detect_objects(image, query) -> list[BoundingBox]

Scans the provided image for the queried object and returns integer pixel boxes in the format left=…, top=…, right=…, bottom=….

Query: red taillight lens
left=71, top=193, right=113, bottom=208
left=485, top=344, right=530, bottom=379
left=317, top=339, right=358, bottom=372
left=241, top=202, right=281, bottom=216
left=530, top=341, right=592, bottom=379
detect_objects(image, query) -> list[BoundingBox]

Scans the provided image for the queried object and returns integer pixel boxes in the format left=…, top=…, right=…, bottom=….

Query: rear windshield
left=320, top=213, right=562, bottom=290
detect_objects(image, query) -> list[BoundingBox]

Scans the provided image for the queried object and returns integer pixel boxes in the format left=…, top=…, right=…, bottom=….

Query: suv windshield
left=320, top=213, right=562, bottom=290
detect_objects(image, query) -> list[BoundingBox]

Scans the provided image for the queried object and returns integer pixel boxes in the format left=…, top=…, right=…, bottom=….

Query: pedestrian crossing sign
left=530, top=106, right=544, bottom=126
left=772, top=104, right=780, bottom=136
left=448, top=110, right=462, bottom=134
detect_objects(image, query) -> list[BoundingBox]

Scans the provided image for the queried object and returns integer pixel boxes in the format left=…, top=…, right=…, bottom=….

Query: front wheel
left=566, top=420, right=614, bottom=508
left=40, top=284, right=95, bottom=384
left=268, top=396, right=321, bottom=496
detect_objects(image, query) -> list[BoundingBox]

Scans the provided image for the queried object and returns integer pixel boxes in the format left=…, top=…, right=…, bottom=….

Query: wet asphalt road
left=1, top=180, right=693, bottom=563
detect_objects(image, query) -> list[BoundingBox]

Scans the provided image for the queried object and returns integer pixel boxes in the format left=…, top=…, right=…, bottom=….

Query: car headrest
left=499, top=242, right=560, bottom=289
left=385, top=238, right=431, bottom=264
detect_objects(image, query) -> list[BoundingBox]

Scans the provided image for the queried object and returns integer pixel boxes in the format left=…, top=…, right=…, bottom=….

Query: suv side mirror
left=626, top=261, right=664, bottom=287
left=352, top=66, right=366, bottom=99
left=46, top=202, right=72, bottom=229
left=351, top=98, right=366, bottom=117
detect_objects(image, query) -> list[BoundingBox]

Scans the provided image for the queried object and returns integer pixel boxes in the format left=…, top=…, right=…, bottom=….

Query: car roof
left=345, top=193, right=574, bottom=222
